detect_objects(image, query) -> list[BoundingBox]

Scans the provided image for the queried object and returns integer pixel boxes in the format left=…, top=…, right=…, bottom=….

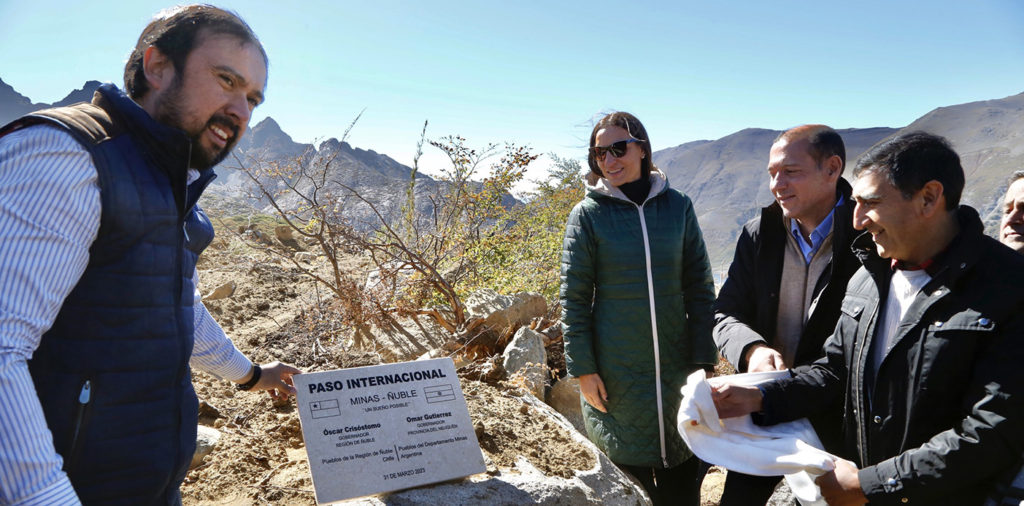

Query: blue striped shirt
left=0, top=125, right=253, bottom=504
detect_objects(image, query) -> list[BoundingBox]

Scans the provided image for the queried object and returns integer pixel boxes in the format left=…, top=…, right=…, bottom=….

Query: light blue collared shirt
left=789, top=194, right=845, bottom=264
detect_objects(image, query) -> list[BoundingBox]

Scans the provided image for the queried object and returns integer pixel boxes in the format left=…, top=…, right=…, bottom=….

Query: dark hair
left=587, top=112, right=653, bottom=180
left=1009, top=170, right=1024, bottom=186
left=124, top=5, right=267, bottom=99
left=853, top=131, right=964, bottom=210
left=774, top=124, right=846, bottom=174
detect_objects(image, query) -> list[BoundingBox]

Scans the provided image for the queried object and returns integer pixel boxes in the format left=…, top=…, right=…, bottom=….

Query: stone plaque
left=293, top=358, right=485, bottom=504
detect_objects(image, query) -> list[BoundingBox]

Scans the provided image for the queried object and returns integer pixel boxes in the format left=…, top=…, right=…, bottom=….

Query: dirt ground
left=182, top=234, right=606, bottom=505
left=182, top=230, right=727, bottom=505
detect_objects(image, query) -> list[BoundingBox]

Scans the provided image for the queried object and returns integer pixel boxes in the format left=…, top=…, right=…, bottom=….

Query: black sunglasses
left=591, top=138, right=642, bottom=159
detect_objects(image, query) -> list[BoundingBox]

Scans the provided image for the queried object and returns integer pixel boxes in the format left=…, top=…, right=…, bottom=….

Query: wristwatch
left=236, top=364, right=262, bottom=391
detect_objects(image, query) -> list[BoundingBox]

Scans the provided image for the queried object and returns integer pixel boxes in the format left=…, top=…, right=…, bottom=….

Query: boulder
left=768, top=479, right=796, bottom=505
left=465, top=289, right=546, bottom=335
left=340, top=393, right=650, bottom=506
left=191, top=425, right=221, bottom=469
left=242, top=227, right=274, bottom=246
left=274, top=225, right=294, bottom=242
left=537, top=322, right=562, bottom=345
left=203, top=281, right=236, bottom=301
left=502, top=327, right=547, bottom=398
left=546, top=377, right=585, bottom=435
left=415, top=347, right=470, bottom=370
left=275, top=225, right=304, bottom=250
left=198, top=400, right=221, bottom=420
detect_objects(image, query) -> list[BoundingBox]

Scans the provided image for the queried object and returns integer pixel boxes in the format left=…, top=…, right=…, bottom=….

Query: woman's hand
left=578, top=373, right=608, bottom=413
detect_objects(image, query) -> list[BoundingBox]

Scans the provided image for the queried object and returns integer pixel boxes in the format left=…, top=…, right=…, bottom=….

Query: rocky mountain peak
left=53, top=80, right=103, bottom=107
left=317, top=137, right=344, bottom=152
left=0, top=78, right=38, bottom=124
left=252, top=117, right=283, bottom=135
left=0, top=78, right=33, bottom=105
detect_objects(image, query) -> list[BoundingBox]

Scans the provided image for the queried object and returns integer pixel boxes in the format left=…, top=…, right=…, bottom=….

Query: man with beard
left=0, top=6, right=300, bottom=504
left=713, top=132, right=1024, bottom=505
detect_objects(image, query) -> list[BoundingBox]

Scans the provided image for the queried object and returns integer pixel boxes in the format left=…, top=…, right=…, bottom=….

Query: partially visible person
left=560, top=112, right=715, bottom=505
left=713, top=124, right=858, bottom=504
left=984, top=170, right=1024, bottom=505
left=999, top=170, right=1024, bottom=253
left=712, top=132, right=1024, bottom=506
left=0, top=6, right=299, bottom=504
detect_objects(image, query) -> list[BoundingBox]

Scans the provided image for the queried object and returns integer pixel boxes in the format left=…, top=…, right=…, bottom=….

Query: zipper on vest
left=69, top=380, right=92, bottom=462
left=174, top=153, right=190, bottom=487
left=635, top=200, right=669, bottom=469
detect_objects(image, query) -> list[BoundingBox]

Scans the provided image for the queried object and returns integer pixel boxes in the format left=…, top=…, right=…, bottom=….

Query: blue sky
left=3, top=1, right=1023, bottom=187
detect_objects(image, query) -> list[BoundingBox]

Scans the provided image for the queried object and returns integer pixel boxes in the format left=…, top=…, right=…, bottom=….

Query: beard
left=187, top=113, right=239, bottom=170
left=153, top=78, right=240, bottom=170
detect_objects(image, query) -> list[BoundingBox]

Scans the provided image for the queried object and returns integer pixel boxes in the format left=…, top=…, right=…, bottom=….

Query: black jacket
left=759, top=206, right=1024, bottom=506
left=714, top=178, right=861, bottom=373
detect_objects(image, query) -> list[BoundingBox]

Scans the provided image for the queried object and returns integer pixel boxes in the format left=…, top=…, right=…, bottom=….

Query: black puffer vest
left=1, top=83, right=216, bottom=504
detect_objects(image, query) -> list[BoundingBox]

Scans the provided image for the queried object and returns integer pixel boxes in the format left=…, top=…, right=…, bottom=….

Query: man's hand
left=745, top=344, right=785, bottom=372
left=253, top=361, right=301, bottom=400
left=710, top=382, right=763, bottom=418
left=815, top=459, right=867, bottom=506
left=578, top=373, right=608, bottom=413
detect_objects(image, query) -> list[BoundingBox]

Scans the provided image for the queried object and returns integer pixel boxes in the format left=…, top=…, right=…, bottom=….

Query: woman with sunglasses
left=560, top=112, right=715, bottom=505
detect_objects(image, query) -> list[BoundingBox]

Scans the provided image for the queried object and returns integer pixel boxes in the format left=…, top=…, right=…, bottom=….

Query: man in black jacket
left=713, top=124, right=860, bottom=504
left=714, top=132, right=1024, bottom=506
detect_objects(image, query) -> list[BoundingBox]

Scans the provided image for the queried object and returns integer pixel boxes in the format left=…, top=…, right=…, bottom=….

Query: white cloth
left=678, top=369, right=839, bottom=506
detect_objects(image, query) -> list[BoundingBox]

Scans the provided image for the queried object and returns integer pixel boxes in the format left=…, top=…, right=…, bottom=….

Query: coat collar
left=853, top=205, right=986, bottom=286
left=93, top=83, right=204, bottom=182
left=585, top=166, right=669, bottom=204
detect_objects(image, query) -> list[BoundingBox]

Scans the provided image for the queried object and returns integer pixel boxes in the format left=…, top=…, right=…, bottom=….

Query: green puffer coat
left=560, top=169, right=716, bottom=468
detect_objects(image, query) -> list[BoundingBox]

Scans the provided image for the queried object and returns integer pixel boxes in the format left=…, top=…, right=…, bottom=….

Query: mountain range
left=653, top=127, right=900, bottom=272
left=0, top=79, right=452, bottom=231
left=654, top=93, right=1024, bottom=273
left=3, top=78, right=1021, bottom=273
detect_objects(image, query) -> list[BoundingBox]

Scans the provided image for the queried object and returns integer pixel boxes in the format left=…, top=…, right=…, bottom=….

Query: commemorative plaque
left=293, top=358, right=485, bottom=504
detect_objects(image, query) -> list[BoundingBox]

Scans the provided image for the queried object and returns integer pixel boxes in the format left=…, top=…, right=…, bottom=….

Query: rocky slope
left=890, top=92, right=1024, bottom=231
left=654, top=92, right=1024, bottom=272
left=183, top=223, right=658, bottom=505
